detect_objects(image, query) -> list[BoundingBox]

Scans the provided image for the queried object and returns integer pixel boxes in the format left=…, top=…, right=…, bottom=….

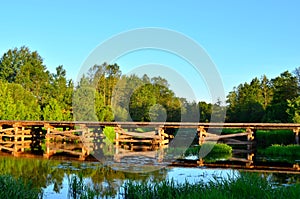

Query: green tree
left=73, top=76, right=98, bottom=121
left=0, top=81, right=41, bottom=120
left=0, top=46, right=51, bottom=108
left=43, top=65, right=73, bottom=121
left=226, top=77, right=266, bottom=122
left=264, top=71, right=299, bottom=122
left=287, top=96, right=300, bottom=123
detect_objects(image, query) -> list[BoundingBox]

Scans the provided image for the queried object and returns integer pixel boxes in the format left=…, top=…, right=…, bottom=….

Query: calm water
left=1, top=153, right=299, bottom=199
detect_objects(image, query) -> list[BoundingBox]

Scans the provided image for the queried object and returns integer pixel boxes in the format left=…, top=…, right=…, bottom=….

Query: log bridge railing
left=0, top=121, right=299, bottom=160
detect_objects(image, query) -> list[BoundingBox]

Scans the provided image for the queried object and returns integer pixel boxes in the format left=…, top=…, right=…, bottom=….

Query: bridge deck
left=1, top=120, right=300, bottom=129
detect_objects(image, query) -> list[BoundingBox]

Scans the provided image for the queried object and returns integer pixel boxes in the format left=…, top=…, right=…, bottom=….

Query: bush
left=103, top=127, right=116, bottom=143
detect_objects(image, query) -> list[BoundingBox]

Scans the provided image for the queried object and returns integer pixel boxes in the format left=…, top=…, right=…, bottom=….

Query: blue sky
left=1, top=1, right=300, bottom=102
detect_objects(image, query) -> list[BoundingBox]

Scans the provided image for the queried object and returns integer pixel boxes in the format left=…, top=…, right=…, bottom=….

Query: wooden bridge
left=0, top=121, right=299, bottom=160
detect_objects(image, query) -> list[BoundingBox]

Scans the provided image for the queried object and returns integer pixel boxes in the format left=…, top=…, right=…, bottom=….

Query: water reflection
left=1, top=154, right=300, bottom=198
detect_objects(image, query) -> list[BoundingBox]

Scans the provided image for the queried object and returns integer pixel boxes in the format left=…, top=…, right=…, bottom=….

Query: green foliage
left=256, top=130, right=295, bottom=147
left=0, top=46, right=73, bottom=121
left=43, top=98, right=72, bottom=121
left=287, top=96, right=300, bottom=123
left=3, top=46, right=300, bottom=123
left=123, top=172, right=300, bottom=199
left=226, top=77, right=268, bottom=122
left=0, top=80, right=41, bottom=120
left=73, top=82, right=98, bottom=121
left=0, top=175, right=41, bottom=199
left=103, top=127, right=116, bottom=143
left=226, top=70, right=300, bottom=123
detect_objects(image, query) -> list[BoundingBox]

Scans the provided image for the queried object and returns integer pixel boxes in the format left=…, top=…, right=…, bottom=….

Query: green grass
left=68, top=174, right=102, bottom=199
left=0, top=175, right=41, bottom=199
left=259, top=144, right=300, bottom=157
left=184, top=143, right=232, bottom=162
left=122, top=172, right=300, bottom=199
left=185, top=143, right=232, bottom=156
left=256, top=130, right=295, bottom=147
left=222, top=128, right=246, bottom=134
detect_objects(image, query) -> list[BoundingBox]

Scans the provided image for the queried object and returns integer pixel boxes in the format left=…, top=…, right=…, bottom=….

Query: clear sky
left=1, top=0, right=299, bottom=103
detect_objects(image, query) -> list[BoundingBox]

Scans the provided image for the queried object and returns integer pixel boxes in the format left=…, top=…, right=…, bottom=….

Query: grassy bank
left=123, top=172, right=300, bottom=199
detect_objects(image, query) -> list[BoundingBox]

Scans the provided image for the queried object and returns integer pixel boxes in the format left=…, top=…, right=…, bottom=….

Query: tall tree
left=0, top=46, right=50, bottom=107
left=264, top=71, right=299, bottom=122
left=44, top=65, right=73, bottom=120
left=0, top=80, right=41, bottom=120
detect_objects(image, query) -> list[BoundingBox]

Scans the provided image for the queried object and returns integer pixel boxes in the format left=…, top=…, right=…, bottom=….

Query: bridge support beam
left=293, top=128, right=299, bottom=145
left=198, top=126, right=206, bottom=145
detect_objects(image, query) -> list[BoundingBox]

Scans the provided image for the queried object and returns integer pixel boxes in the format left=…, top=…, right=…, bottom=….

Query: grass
left=259, top=144, right=300, bottom=157
left=2, top=171, right=300, bottom=199
left=68, top=174, right=101, bottom=199
left=183, top=143, right=232, bottom=162
left=0, top=175, right=41, bottom=199
left=222, top=128, right=246, bottom=134
left=256, top=130, right=295, bottom=147
left=122, top=172, right=300, bottom=199
left=185, top=143, right=232, bottom=156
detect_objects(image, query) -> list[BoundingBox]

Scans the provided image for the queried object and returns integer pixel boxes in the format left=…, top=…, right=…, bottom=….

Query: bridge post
left=293, top=128, right=299, bottom=145
left=114, top=125, right=120, bottom=149
left=158, top=126, right=165, bottom=147
left=13, top=123, right=20, bottom=156
left=197, top=126, right=206, bottom=145
left=0, top=125, right=2, bottom=147
left=246, top=127, right=255, bottom=151
left=21, top=126, right=25, bottom=152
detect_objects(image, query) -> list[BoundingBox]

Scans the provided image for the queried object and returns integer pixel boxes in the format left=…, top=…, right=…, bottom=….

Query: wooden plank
left=0, top=140, right=31, bottom=144
left=0, top=120, right=300, bottom=128
left=0, top=146, right=14, bottom=151
left=119, top=131, right=161, bottom=139
left=0, top=128, right=15, bottom=133
left=204, top=132, right=248, bottom=141
left=50, top=148, right=83, bottom=156
left=115, top=139, right=154, bottom=143
left=229, top=157, right=253, bottom=163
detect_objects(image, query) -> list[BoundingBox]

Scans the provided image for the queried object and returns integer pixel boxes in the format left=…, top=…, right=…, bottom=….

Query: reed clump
left=0, top=175, right=41, bottom=199
left=123, top=172, right=300, bottom=199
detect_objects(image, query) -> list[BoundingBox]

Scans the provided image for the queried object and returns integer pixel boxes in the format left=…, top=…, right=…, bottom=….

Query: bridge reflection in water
left=0, top=121, right=299, bottom=173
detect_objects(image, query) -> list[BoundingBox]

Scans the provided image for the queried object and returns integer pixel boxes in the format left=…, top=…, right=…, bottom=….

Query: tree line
left=0, top=46, right=299, bottom=123
left=226, top=69, right=300, bottom=123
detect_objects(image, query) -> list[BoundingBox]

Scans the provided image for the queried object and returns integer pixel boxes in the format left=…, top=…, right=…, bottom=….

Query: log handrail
left=1, top=120, right=300, bottom=129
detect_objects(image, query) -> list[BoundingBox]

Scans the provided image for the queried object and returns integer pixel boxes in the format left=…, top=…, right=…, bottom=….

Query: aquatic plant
left=122, top=172, right=300, bottom=199
left=184, top=143, right=232, bottom=156
left=259, top=144, right=300, bottom=157
left=0, top=175, right=41, bottom=199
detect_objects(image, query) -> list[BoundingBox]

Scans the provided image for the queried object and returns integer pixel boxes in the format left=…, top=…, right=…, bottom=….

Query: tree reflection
left=0, top=155, right=168, bottom=197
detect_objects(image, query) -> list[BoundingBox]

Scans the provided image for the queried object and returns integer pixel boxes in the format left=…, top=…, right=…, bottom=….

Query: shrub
left=103, top=127, right=116, bottom=143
